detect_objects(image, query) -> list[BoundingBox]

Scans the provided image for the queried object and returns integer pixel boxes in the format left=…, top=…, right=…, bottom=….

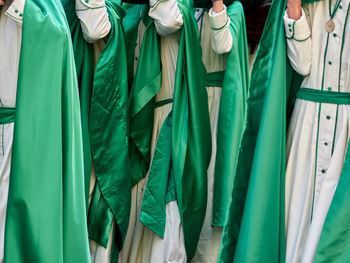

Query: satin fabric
left=0, top=108, right=15, bottom=124
left=173, top=0, right=212, bottom=260
left=140, top=112, right=173, bottom=238
left=212, top=2, right=250, bottom=227
left=128, top=7, right=162, bottom=185
left=63, top=0, right=131, bottom=256
left=218, top=0, right=303, bottom=261
left=88, top=0, right=130, bottom=251
left=4, top=0, right=91, bottom=261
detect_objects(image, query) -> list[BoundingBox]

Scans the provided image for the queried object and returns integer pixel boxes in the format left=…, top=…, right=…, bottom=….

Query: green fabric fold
left=4, top=0, right=91, bottom=261
left=88, top=0, right=131, bottom=249
left=127, top=8, right=162, bottom=185
left=212, top=2, right=250, bottom=227
left=62, top=0, right=131, bottom=253
left=0, top=107, right=16, bottom=124
left=174, top=0, right=212, bottom=260
left=140, top=112, right=173, bottom=238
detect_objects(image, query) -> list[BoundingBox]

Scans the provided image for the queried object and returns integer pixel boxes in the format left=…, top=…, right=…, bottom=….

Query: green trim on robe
left=218, top=0, right=303, bottom=261
left=124, top=5, right=162, bottom=185
left=4, top=0, right=91, bottom=262
left=212, top=1, right=250, bottom=227
left=174, top=0, right=212, bottom=260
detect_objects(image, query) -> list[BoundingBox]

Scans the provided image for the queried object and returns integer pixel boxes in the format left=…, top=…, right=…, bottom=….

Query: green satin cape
left=218, top=0, right=303, bottom=261
left=4, top=0, right=91, bottom=262
left=212, top=1, right=250, bottom=227
left=62, top=0, right=131, bottom=255
left=174, top=0, right=212, bottom=260
left=87, top=0, right=131, bottom=253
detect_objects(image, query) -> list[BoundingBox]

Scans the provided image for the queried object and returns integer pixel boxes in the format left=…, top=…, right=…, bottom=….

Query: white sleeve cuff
left=209, top=5, right=229, bottom=30
left=6, top=0, right=26, bottom=25
left=284, top=8, right=311, bottom=41
left=76, top=0, right=106, bottom=10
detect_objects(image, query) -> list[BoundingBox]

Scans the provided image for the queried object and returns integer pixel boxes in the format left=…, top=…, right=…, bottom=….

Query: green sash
left=212, top=2, right=250, bottom=227
left=4, top=0, right=90, bottom=261
left=296, top=88, right=350, bottom=105
left=0, top=107, right=15, bottom=124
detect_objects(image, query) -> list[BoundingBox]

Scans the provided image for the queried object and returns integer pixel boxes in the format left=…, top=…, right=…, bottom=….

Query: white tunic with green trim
left=284, top=1, right=350, bottom=262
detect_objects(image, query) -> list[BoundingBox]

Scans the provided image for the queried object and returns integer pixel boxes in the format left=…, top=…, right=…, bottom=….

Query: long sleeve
left=148, top=0, right=183, bottom=36
left=284, top=8, right=312, bottom=76
left=76, top=0, right=111, bottom=43
left=208, top=6, right=233, bottom=55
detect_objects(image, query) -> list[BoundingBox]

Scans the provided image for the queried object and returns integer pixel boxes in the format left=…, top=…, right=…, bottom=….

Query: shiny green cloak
left=4, top=0, right=91, bottom=262
left=218, top=0, right=302, bottom=261
left=212, top=1, right=250, bottom=227
left=61, top=0, right=131, bottom=257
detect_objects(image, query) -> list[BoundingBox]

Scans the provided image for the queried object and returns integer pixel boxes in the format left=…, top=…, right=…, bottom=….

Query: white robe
left=0, top=1, right=24, bottom=262
left=284, top=1, right=350, bottom=262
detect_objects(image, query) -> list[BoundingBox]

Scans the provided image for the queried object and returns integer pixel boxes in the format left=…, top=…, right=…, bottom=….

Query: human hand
left=0, top=0, right=5, bottom=6
left=212, top=0, right=224, bottom=13
left=287, top=0, right=302, bottom=20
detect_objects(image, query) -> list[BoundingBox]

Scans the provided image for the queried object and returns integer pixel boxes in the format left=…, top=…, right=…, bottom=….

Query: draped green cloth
left=212, top=1, right=250, bottom=227
left=124, top=5, right=162, bottom=185
left=4, top=0, right=91, bottom=262
left=62, top=0, right=131, bottom=256
left=218, top=0, right=303, bottom=261
left=173, top=0, right=212, bottom=259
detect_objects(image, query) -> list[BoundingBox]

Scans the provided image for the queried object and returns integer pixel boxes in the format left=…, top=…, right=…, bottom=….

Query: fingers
left=0, top=1, right=5, bottom=6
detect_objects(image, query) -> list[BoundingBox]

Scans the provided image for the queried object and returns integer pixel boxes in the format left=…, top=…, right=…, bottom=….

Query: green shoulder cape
left=4, top=0, right=90, bottom=262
